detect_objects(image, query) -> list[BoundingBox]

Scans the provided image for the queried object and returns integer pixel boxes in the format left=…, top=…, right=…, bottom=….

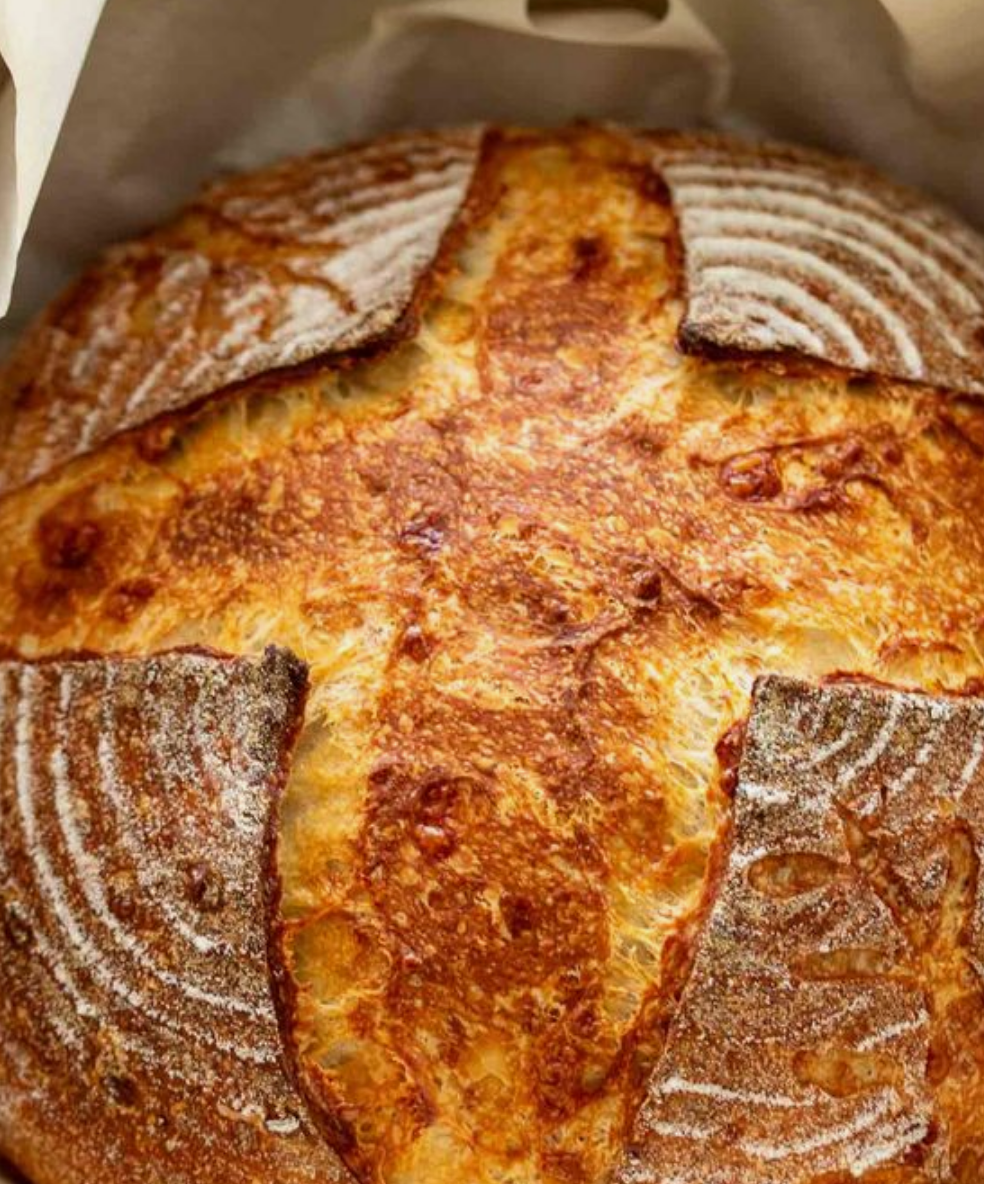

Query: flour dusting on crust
left=0, top=646, right=350, bottom=1184
left=0, top=128, right=482, bottom=497
left=652, top=133, right=984, bottom=395
left=618, top=675, right=984, bottom=1183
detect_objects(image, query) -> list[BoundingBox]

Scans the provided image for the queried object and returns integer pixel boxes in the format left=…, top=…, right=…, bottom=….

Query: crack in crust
left=618, top=675, right=984, bottom=1184
left=0, top=128, right=483, bottom=498
left=650, top=131, right=984, bottom=395
left=0, top=646, right=351, bottom=1184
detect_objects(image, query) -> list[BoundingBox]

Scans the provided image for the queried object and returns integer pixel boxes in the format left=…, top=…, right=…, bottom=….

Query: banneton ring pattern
left=621, top=675, right=984, bottom=1182
left=0, top=648, right=351, bottom=1184
left=0, top=128, right=483, bottom=498
left=3, top=128, right=984, bottom=504
left=1, top=125, right=984, bottom=1184
left=649, top=132, right=984, bottom=392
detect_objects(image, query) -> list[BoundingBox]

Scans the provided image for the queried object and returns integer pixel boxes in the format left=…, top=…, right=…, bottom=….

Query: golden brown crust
left=0, top=646, right=351, bottom=1184
left=618, top=675, right=984, bottom=1183
left=647, top=130, right=984, bottom=395
left=4, top=125, right=984, bottom=502
left=1, top=125, right=984, bottom=1184
left=0, top=128, right=483, bottom=498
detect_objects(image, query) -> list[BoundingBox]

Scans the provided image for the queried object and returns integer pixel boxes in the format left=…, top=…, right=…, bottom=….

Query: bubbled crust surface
left=618, top=676, right=984, bottom=1184
left=0, top=128, right=481, bottom=498
left=2, top=126, right=984, bottom=1184
left=0, top=647, right=350, bottom=1184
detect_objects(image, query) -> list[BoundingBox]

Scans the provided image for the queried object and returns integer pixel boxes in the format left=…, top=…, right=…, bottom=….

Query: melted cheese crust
left=2, top=128, right=984, bottom=1183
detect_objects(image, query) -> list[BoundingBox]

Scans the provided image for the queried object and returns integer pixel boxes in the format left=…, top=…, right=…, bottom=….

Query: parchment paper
left=0, top=0, right=983, bottom=1177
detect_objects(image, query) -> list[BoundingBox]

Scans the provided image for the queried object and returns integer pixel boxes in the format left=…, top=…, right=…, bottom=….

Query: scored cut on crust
left=3, top=126, right=984, bottom=505
left=0, top=645, right=351, bottom=1184
left=2, top=125, right=984, bottom=1184
left=618, top=674, right=984, bottom=1183
left=0, top=127, right=483, bottom=498
left=650, top=131, right=984, bottom=393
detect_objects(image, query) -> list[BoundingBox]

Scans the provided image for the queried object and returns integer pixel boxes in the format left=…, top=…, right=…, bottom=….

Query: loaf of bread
left=2, top=125, right=984, bottom=1184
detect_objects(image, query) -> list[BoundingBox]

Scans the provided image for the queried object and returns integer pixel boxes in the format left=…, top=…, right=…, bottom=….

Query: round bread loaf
left=2, top=125, right=984, bottom=1184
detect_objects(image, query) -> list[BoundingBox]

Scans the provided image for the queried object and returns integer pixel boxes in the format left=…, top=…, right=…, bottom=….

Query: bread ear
left=6, top=126, right=984, bottom=502
left=0, top=129, right=484, bottom=499
left=619, top=674, right=984, bottom=1182
left=0, top=646, right=351, bottom=1184
left=650, top=131, right=984, bottom=395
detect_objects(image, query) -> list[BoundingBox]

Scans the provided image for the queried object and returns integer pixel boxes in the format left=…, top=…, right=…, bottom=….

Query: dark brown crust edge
left=645, top=129, right=984, bottom=398
left=0, top=127, right=497, bottom=503
left=5, top=123, right=984, bottom=504
left=0, top=643, right=334, bottom=1184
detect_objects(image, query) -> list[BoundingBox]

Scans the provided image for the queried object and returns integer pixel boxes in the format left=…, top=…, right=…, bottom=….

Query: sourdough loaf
left=2, top=125, right=984, bottom=1184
